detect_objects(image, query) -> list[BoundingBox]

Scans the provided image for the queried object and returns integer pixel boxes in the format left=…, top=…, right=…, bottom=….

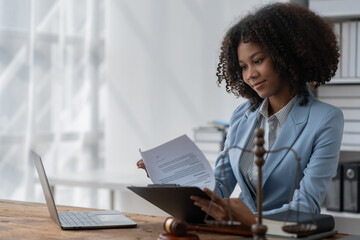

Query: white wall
left=105, top=0, right=287, bottom=175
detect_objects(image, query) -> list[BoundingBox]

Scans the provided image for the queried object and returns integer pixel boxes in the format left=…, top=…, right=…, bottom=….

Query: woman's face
left=237, top=41, right=290, bottom=101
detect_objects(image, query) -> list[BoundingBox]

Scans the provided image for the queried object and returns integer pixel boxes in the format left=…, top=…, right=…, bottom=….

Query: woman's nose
left=245, top=66, right=259, bottom=81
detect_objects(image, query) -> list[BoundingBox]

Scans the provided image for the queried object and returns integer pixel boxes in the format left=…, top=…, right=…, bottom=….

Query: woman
left=139, top=2, right=344, bottom=226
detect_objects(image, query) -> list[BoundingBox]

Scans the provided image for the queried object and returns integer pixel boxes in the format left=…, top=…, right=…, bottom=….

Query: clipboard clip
left=147, top=184, right=180, bottom=187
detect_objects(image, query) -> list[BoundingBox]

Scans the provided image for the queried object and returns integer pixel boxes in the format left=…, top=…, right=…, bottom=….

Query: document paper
left=140, top=135, right=216, bottom=190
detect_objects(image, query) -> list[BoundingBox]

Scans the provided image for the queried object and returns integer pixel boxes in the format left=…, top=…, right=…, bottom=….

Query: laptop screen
left=31, top=150, right=61, bottom=226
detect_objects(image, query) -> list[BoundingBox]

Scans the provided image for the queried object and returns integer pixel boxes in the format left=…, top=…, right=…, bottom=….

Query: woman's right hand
left=191, top=187, right=256, bottom=226
left=136, top=159, right=149, bottom=178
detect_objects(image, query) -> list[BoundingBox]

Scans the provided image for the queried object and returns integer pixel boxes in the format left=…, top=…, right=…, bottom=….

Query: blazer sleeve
left=213, top=102, right=250, bottom=198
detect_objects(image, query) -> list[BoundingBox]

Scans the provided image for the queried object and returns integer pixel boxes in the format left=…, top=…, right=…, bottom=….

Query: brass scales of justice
left=159, top=128, right=319, bottom=240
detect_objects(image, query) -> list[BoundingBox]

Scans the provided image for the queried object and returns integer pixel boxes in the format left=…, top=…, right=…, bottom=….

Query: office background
left=1, top=0, right=287, bottom=207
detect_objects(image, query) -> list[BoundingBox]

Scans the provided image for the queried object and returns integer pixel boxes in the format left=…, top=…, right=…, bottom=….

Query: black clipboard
left=127, top=185, right=213, bottom=223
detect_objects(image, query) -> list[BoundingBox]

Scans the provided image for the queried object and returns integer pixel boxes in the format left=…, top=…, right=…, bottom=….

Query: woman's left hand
left=190, top=188, right=256, bottom=226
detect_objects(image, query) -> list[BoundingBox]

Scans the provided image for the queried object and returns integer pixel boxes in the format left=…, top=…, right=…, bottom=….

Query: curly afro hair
left=216, top=2, right=339, bottom=111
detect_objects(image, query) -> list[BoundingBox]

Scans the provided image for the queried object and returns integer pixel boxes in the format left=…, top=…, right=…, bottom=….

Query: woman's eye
left=240, top=65, right=247, bottom=71
left=254, top=59, right=263, bottom=64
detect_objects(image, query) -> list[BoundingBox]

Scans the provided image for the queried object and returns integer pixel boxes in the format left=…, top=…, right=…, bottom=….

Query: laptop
left=31, top=150, right=137, bottom=230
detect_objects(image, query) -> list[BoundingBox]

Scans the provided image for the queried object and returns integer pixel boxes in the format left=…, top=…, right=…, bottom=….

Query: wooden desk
left=0, top=199, right=348, bottom=240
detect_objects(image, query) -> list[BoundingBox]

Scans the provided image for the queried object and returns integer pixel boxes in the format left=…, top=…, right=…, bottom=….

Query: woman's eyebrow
left=238, top=51, right=263, bottom=63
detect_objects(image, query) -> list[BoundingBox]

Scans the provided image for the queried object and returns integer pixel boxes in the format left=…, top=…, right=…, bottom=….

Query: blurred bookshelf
left=310, top=0, right=360, bottom=234
left=193, top=121, right=228, bottom=168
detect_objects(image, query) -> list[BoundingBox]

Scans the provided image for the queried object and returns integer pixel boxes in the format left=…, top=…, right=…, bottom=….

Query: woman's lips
left=252, top=80, right=266, bottom=90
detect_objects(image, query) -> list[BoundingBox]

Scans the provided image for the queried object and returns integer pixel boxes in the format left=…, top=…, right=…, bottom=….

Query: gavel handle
left=188, top=224, right=253, bottom=237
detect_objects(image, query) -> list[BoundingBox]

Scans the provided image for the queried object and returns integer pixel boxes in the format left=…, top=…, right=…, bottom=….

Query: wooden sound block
left=158, top=233, right=200, bottom=240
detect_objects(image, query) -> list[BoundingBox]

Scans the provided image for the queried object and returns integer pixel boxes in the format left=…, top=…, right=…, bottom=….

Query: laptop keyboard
left=59, top=211, right=103, bottom=226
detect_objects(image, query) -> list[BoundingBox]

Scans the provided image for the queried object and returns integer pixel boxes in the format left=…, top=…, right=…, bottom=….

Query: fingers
left=202, top=187, right=213, bottom=197
left=190, top=190, right=229, bottom=221
left=136, top=159, right=145, bottom=169
left=192, top=189, right=256, bottom=226
left=203, top=188, right=227, bottom=209
left=191, top=195, right=218, bottom=217
left=191, top=195, right=209, bottom=212
left=136, top=159, right=150, bottom=178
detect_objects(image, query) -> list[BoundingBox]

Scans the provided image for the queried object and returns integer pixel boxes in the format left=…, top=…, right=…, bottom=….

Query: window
left=0, top=0, right=106, bottom=204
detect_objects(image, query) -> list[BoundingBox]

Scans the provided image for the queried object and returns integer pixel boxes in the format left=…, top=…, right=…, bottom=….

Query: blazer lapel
left=230, top=108, right=259, bottom=211
left=262, top=96, right=313, bottom=186
left=232, top=108, right=259, bottom=170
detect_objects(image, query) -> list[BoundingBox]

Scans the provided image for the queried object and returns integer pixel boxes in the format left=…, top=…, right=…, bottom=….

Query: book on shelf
left=193, top=126, right=226, bottom=143
left=195, top=141, right=223, bottom=153
left=341, top=21, right=350, bottom=78
left=333, top=20, right=360, bottom=79
left=207, top=120, right=229, bottom=130
left=266, top=230, right=338, bottom=240
left=263, top=210, right=335, bottom=238
left=357, top=21, right=360, bottom=77
left=349, top=21, right=357, bottom=78
left=333, top=22, right=341, bottom=78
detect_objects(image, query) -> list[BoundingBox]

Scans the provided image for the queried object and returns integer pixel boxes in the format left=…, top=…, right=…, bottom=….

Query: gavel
left=163, top=217, right=189, bottom=236
left=158, top=217, right=199, bottom=240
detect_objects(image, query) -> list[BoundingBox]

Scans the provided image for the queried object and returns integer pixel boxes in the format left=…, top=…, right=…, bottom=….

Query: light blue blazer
left=214, top=90, right=344, bottom=215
